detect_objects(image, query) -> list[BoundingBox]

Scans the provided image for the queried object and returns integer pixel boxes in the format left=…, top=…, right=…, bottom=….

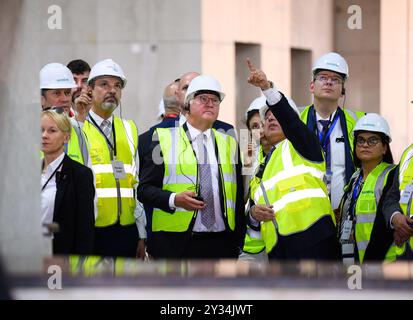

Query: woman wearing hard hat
left=239, top=96, right=270, bottom=262
left=242, top=97, right=270, bottom=189
left=337, top=113, right=397, bottom=264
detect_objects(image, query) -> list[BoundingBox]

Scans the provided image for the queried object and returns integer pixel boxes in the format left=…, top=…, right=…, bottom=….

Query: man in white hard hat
left=40, top=63, right=89, bottom=166
left=67, top=59, right=92, bottom=124
left=82, top=58, right=146, bottom=259
left=137, top=74, right=246, bottom=259
left=176, top=71, right=237, bottom=139
left=383, top=142, right=413, bottom=260
left=300, top=52, right=365, bottom=212
left=243, top=58, right=339, bottom=260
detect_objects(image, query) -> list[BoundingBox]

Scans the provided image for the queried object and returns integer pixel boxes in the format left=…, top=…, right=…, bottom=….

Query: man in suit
left=177, top=71, right=237, bottom=139
left=299, top=52, right=364, bottom=212
left=137, top=75, right=246, bottom=259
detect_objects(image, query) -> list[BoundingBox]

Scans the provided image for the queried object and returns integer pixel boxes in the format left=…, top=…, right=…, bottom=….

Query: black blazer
left=137, top=123, right=245, bottom=257
left=51, top=154, right=95, bottom=255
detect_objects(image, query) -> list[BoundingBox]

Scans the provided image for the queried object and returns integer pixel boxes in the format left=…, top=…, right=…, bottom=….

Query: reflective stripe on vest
left=396, top=144, right=413, bottom=258
left=152, top=127, right=238, bottom=232
left=353, top=162, right=397, bottom=263
left=243, top=227, right=265, bottom=254
left=253, top=139, right=334, bottom=253
left=83, top=116, right=138, bottom=227
left=243, top=174, right=267, bottom=254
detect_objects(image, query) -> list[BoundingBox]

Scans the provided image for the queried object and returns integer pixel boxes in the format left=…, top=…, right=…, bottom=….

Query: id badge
left=112, top=160, right=126, bottom=179
left=340, top=219, right=353, bottom=241
left=400, top=184, right=413, bottom=204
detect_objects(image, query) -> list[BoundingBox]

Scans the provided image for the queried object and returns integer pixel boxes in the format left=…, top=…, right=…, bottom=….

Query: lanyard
left=42, top=158, right=64, bottom=191
left=88, top=114, right=117, bottom=156
left=317, top=112, right=339, bottom=149
left=349, top=174, right=363, bottom=219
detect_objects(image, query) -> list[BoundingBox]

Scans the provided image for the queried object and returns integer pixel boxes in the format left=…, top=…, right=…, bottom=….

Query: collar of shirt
left=89, top=109, right=114, bottom=128
left=186, top=121, right=212, bottom=142
left=315, top=109, right=337, bottom=133
left=315, top=109, right=337, bottom=122
left=43, top=152, right=65, bottom=177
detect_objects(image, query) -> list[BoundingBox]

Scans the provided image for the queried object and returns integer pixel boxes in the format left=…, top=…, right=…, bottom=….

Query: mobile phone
left=193, top=195, right=204, bottom=202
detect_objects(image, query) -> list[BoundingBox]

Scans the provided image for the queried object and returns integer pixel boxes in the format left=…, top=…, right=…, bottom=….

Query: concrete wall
left=334, top=0, right=380, bottom=116
left=1, top=0, right=412, bottom=274
left=381, top=0, right=413, bottom=161
left=0, top=0, right=203, bottom=273
left=0, top=0, right=50, bottom=273
left=201, top=0, right=293, bottom=130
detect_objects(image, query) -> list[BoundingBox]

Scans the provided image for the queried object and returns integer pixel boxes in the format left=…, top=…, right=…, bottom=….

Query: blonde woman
left=41, top=108, right=95, bottom=255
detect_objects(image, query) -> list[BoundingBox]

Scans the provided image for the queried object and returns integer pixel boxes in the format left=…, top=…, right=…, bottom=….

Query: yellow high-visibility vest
left=152, top=127, right=238, bottom=232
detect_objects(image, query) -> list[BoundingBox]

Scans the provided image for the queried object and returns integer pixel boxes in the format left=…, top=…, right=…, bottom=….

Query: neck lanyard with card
left=341, top=174, right=363, bottom=242
left=88, top=114, right=126, bottom=179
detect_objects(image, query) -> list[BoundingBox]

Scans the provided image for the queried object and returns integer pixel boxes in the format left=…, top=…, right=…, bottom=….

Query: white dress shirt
left=315, top=110, right=345, bottom=210
left=41, top=152, right=65, bottom=237
left=169, top=122, right=226, bottom=232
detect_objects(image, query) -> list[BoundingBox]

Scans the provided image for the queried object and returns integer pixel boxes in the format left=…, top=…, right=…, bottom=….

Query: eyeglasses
left=43, top=106, right=65, bottom=114
left=194, top=94, right=221, bottom=107
left=315, top=75, right=343, bottom=85
left=356, top=136, right=381, bottom=147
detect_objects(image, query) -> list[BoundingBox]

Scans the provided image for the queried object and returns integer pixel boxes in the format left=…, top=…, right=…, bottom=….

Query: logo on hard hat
left=56, top=78, right=70, bottom=82
left=326, top=62, right=340, bottom=67
left=363, top=123, right=375, bottom=127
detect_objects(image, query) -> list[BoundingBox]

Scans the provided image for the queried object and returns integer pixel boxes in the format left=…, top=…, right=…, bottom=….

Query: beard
left=101, top=102, right=117, bottom=112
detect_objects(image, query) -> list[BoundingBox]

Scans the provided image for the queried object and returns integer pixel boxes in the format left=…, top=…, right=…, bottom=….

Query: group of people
left=39, top=51, right=413, bottom=265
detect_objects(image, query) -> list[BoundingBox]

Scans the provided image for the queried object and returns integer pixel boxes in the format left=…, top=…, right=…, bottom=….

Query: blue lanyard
left=351, top=174, right=363, bottom=203
left=318, top=112, right=339, bottom=149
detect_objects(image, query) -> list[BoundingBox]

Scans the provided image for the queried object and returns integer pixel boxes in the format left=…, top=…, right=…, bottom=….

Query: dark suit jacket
left=52, top=154, right=95, bottom=255
left=137, top=123, right=245, bottom=258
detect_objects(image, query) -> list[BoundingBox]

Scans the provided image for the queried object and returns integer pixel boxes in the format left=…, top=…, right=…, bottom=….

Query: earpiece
left=341, top=87, right=346, bottom=96
left=184, top=103, right=190, bottom=113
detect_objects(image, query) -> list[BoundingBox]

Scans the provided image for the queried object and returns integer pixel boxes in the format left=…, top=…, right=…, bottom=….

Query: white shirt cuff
left=262, top=87, right=282, bottom=106
left=249, top=208, right=260, bottom=227
left=390, top=211, right=402, bottom=229
left=169, top=193, right=176, bottom=210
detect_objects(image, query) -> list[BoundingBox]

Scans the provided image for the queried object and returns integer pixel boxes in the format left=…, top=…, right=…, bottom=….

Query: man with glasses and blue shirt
left=300, top=52, right=365, bottom=217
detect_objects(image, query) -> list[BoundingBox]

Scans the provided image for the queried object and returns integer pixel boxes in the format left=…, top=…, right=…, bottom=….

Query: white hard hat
left=88, top=59, right=127, bottom=87
left=40, top=63, right=77, bottom=89
left=184, top=75, right=225, bottom=105
left=312, top=52, right=349, bottom=79
left=246, top=96, right=267, bottom=120
left=259, top=96, right=299, bottom=121
left=353, top=113, right=391, bottom=142
left=157, top=98, right=165, bottom=118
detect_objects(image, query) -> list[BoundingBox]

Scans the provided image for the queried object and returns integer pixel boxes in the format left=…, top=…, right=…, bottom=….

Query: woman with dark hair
left=337, top=113, right=397, bottom=264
